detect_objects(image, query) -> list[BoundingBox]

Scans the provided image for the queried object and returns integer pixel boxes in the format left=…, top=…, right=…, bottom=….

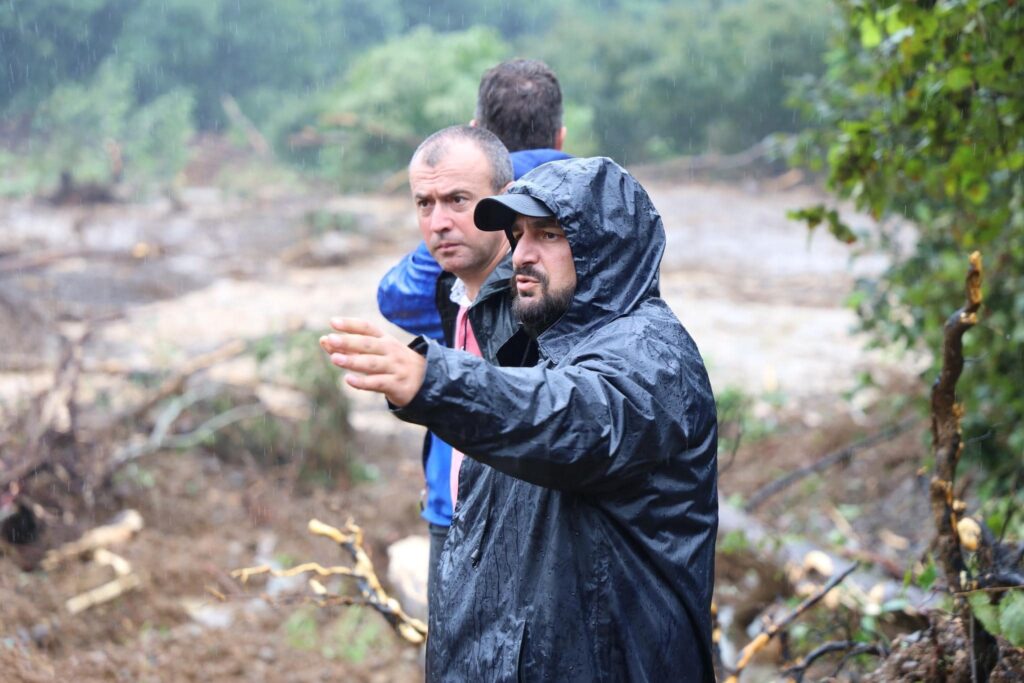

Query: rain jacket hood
left=508, top=156, right=663, bottom=361
left=396, top=156, right=718, bottom=683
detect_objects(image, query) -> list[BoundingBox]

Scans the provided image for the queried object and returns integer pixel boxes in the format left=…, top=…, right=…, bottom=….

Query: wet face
left=410, top=141, right=508, bottom=285
left=509, top=215, right=576, bottom=337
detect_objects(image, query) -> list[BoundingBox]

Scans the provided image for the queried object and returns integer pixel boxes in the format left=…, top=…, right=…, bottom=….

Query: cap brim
left=474, top=193, right=553, bottom=232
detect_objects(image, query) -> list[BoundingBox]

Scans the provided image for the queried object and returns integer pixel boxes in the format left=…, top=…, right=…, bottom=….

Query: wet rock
left=29, top=622, right=54, bottom=648
left=181, top=599, right=235, bottom=629
left=386, top=535, right=429, bottom=623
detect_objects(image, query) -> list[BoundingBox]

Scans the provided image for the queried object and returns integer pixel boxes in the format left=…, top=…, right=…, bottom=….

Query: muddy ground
left=0, top=159, right=948, bottom=681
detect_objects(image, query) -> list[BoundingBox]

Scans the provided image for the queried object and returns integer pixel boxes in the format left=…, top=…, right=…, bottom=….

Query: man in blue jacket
left=377, top=59, right=571, bottom=598
left=323, top=157, right=718, bottom=681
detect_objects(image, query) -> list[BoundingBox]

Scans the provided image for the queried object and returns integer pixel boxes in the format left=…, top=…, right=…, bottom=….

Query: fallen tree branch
left=781, top=639, right=887, bottom=682
left=102, top=383, right=265, bottom=481
left=41, top=509, right=144, bottom=571
left=0, top=330, right=90, bottom=490
left=65, top=548, right=141, bottom=615
left=724, top=563, right=859, bottom=683
left=232, top=518, right=428, bottom=645
left=93, top=339, right=247, bottom=438
left=745, top=415, right=921, bottom=512
left=221, top=95, right=270, bottom=156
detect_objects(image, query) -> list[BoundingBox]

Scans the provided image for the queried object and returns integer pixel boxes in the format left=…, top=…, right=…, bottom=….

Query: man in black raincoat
left=322, top=157, right=718, bottom=682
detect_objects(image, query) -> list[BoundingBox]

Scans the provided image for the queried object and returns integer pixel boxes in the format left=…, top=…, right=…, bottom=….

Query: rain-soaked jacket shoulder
left=395, top=157, right=718, bottom=682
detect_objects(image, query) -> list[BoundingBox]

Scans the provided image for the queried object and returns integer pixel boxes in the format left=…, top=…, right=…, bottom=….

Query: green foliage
left=29, top=59, right=134, bottom=185
left=2, top=0, right=836, bottom=189
left=968, top=589, right=1024, bottom=647
left=0, top=0, right=133, bottom=112
left=283, top=606, right=320, bottom=650
left=296, top=26, right=510, bottom=186
left=122, top=89, right=195, bottom=187
left=719, top=529, right=751, bottom=555
left=322, top=606, right=388, bottom=662
left=11, top=59, right=195, bottom=193
left=534, top=0, right=833, bottom=161
left=791, top=0, right=1024, bottom=478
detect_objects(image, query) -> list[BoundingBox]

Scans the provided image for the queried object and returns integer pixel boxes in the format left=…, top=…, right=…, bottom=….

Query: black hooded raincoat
left=395, top=157, right=718, bottom=682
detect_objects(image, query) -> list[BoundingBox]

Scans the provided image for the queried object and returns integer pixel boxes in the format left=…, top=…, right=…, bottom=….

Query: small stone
left=386, top=535, right=430, bottom=622
left=900, top=660, right=919, bottom=673
left=257, top=646, right=276, bottom=663
left=29, top=622, right=52, bottom=647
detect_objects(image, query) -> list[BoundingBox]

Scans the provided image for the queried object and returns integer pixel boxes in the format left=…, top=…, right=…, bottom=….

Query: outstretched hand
left=319, top=318, right=427, bottom=407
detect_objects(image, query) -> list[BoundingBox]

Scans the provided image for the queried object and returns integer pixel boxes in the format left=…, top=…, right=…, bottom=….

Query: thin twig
left=745, top=416, right=920, bottom=511
left=105, top=394, right=264, bottom=475
left=781, top=640, right=886, bottom=682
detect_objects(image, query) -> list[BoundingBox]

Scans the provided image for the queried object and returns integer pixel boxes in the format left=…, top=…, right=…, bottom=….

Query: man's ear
left=469, top=119, right=478, bottom=128
left=554, top=126, right=567, bottom=151
left=501, top=181, right=513, bottom=193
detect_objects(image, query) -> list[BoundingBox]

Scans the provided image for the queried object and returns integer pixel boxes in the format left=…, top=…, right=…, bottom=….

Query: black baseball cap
left=474, top=193, right=554, bottom=232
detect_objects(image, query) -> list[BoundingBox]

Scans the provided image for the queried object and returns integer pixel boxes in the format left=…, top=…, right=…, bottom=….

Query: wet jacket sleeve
left=376, top=241, right=445, bottom=342
left=393, top=337, right=707, bottom=494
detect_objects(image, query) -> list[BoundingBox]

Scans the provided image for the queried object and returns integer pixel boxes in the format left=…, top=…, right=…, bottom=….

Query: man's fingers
left=330, top=352, right=387, bottom=375
left=344, top=372, right=393, bottom=394
left=324, top=333, right=390, bottom=356
left=330, top=317, right=384, bottom=337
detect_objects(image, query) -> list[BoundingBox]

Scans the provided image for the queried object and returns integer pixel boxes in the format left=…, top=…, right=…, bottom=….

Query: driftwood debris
left=724, top=563, right=859, bottom=683
left=41, top=509, right=143, bottom=571
left=232, top=518, right=428, bottom=645
left=40, top=510, right=145, bottom=615
left=64, top=548, right=141, bottom=615
left=0, top=331, right=267, bottom=563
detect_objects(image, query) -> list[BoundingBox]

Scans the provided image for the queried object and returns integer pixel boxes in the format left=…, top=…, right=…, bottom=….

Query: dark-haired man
left=322, top=157, right=718, bottom=681
left=376, top=60, right=570, bottom=594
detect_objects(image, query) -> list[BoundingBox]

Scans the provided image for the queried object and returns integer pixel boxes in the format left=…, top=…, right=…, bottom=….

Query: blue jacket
left=397, top=158, right=718, bottom=681
left=376, top=147, right=571, bottom=526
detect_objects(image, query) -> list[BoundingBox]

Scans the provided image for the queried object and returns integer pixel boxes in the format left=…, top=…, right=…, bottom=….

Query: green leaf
left=999, top=589, right=1024, bottom=647
left=968, top=592, right=1001, bottom=636
left=860, top=18, right=882, bottom=48
left=964, top=179, right=990, bottom=204
left=917, top=557, right=937, bottom=591
left=945, top=67, right=973, bottom=91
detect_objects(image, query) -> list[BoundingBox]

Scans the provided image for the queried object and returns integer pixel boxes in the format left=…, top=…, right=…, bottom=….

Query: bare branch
left=745, top=416, right=920, bottom=512
left=232, top=518, right=428, bottom=646
left=724, top=563, right=859, bottom=683
left=781, top=640, right=887, bottom=682
left=929, top=252, right=982, bottom=593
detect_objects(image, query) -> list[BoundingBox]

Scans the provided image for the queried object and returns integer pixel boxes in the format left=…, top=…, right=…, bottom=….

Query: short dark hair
left=411, top=125, right=513, bottom=192
left=476, top=59, right=563, bottom=152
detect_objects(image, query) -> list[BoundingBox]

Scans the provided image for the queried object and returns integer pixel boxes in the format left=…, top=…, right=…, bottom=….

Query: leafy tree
left=15, top=59, right=193, bottom=193
left=286, top=26, right=510, bottom=186
left=533, top=0, right=832, bottom=162
left=28, top=59, right=135, bottom=185
left=116, top=0, right=402, bottom=129
left=791, top=0, right=1024, bottom=474
left=0, top=0, right=134, bottom=112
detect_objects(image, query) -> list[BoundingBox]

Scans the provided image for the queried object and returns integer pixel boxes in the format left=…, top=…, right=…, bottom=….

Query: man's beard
left=510, top=265, right=574, bottom=338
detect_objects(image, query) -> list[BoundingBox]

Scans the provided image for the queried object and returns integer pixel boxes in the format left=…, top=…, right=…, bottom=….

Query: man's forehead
left=410, top=156, right=492, bottom=198
left=514, top=215, right=562, bottom=230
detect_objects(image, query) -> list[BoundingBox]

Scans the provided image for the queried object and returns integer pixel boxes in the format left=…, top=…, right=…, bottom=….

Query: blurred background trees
left=0, top=0, right=832, bottom=190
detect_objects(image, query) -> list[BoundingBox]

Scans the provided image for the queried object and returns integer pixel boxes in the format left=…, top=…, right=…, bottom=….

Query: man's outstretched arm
left=320, top=318, right=708, bottom=494
left=376, top=242, right=445, bottom=342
